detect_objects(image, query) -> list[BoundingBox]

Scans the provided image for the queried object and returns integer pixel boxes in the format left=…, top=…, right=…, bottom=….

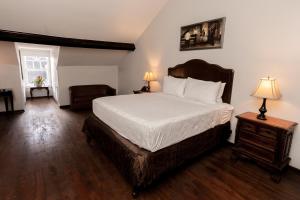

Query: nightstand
left=232, top=112, right=297, bottom=182
left=133, top=90, right=150, bottom=94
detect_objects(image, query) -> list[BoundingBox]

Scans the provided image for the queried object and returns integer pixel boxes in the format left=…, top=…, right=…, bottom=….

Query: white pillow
left=184, top=77, right=221, bottom=104
left=216, top=83, right=226, bottom=103
left=162, top=76, right=186, bottom=97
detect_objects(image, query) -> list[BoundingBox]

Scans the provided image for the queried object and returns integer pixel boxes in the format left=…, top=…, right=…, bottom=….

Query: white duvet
left=93, top=93, right=233, bottom=152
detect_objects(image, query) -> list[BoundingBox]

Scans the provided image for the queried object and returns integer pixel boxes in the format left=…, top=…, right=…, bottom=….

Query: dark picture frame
left=180, top=17, right=225, bottom=51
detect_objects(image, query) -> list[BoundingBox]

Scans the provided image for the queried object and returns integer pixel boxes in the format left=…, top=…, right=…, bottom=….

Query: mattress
left=93, top=93, right=233, bottom=152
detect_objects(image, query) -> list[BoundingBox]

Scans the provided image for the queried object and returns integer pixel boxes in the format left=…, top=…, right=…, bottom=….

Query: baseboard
left=60, top=105, right=70, bottom=109
left=289, top=165, right=300, bottom=173
left=225, top=140, right=234, bottom=146
left=0, top=110, right=24, bottom=115
left=26, top=96, right=53, bottom=100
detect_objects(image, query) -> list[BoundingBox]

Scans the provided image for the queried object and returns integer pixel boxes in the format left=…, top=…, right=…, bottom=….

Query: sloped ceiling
left=0, top=0, right=168, bottom=43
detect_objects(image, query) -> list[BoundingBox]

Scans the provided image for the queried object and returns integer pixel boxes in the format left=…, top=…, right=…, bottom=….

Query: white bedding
left=93, top=93, right=233, bottom=152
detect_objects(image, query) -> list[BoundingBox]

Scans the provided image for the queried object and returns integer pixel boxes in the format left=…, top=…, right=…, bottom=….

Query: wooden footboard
left=82, top=114, right=231, bottom=196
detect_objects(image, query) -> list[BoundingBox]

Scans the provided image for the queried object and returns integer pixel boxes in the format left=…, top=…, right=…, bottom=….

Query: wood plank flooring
left=0, top=98, right=300, bottom=200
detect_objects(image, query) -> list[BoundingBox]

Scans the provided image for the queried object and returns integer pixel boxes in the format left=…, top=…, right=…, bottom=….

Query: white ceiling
left=0, top=0, right=168, bottom=43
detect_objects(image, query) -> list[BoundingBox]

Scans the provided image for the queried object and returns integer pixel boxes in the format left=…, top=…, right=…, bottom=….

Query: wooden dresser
left=232, top=112, right=297, bottom=182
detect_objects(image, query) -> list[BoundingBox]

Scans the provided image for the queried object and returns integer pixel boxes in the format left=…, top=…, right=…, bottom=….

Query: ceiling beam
left=0, top=29, right=135, bottom=51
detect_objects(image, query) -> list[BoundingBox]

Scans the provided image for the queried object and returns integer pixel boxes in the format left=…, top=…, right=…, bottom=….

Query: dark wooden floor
left=0, top=98, right=300, bottom=200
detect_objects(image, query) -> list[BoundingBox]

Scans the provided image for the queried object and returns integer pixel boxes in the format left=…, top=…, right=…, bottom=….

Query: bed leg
left=132, top=186, right=140, bottom=198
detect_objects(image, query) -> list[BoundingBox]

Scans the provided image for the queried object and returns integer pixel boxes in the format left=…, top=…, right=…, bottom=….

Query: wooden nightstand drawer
left=240, top=121, right=256, bottom=133
left=236, top=142, right=275, bottom=163
left=257, top=126, right=277, bottom=140
left=240, top=120, right=277, bottom=140
left=239, top=130, right=276, bottom=151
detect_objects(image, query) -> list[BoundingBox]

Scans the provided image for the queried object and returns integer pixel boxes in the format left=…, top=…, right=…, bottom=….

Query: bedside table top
left=236, top=112, right=297, bottom=131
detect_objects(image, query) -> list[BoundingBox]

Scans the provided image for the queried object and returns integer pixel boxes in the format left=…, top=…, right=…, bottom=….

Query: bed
left=82, top=59, right=234, bottom=197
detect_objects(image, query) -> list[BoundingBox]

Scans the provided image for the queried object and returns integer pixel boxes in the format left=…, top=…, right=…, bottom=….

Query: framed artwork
left=180, top=17, right=225, bottom=51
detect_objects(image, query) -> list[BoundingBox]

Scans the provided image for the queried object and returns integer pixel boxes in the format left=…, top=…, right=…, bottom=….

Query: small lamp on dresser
left=252, top=77, right=281, bottom=120
left=143, top=72, right=156, bottom=92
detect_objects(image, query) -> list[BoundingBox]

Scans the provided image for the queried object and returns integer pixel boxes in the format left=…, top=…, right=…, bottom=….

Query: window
left=23, top=56, right=51, bottom=87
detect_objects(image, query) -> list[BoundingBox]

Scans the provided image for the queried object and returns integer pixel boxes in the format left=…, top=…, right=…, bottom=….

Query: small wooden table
left=30, top=87, right=50, bottom=98
left=232, top=112, right=297, bottom=182
left=0, top=89, right=14, bottom=112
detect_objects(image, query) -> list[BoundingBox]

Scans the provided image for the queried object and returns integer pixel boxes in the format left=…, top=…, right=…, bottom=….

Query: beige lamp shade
left=143, top=72, right=156, bottom=81
left=252, top=77, right=281, bottom=99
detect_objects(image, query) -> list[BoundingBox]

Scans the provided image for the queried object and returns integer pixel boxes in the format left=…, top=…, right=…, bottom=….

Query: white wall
left=0, top=41, right=25, bottom=111
left=50, top=47, right=60, bottom=102
left=14, top=43, right=26, bottom=106
left=119, top=0, right=300, bottom=169
left=57, top=65, right=118, bottom=106
left=58, top=47, right=129, bottom=66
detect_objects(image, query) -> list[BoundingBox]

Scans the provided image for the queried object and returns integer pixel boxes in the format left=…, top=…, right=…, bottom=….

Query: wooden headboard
left=168, top=59, right=234, bottom=104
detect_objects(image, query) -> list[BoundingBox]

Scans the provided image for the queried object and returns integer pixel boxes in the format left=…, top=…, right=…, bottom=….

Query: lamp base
left=147, top=81, right=151, bottom=92
left=257, top=113, right=267, bottom=120
left=257, top=98, right=267, bottom=120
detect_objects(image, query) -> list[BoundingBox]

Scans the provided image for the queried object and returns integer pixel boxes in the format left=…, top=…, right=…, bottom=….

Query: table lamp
left=252, top=77, right=281, bottom=120
left=143, top=72, right=156, bottom=92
